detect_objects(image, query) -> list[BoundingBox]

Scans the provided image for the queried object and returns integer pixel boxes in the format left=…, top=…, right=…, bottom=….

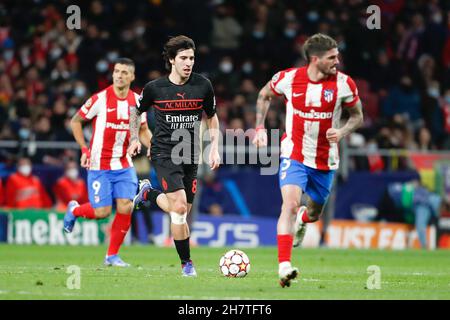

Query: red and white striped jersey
left=270, top=66, right=359, bottom=170
left=78, top=85, right=147, bottom=171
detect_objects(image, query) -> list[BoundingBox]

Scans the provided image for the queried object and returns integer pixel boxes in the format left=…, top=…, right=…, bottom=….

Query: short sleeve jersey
left=269, top=66, right=360, bottom=170
left=78, top=85, right=147, bottom=170
left=137, top=73, right=216, bottom=163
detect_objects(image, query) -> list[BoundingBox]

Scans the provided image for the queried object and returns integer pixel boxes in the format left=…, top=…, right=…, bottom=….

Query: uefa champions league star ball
left=219, top=249, right=251, bottom=278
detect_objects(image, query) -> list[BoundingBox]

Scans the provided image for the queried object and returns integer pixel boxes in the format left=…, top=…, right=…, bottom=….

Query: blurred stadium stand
left=0, top=0, right=449, bottom=247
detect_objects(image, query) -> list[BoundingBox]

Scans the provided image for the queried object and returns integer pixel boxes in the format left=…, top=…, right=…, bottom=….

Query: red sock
left=107, top=212, right=131, bottom=256
left=277, top=234, right=293, bottom=263
left=73, top=203, right=96, bottom=219
left=301, top=208, right=312, bottom=223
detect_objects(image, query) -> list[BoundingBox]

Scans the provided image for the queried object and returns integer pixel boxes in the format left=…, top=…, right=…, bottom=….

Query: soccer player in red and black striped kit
left=128, top=35, right=221, bottom=276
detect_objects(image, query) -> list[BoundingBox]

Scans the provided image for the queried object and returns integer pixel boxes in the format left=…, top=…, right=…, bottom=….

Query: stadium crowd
left=0, top=0, right=449, bottom=209
left=0, top=0, right=448, bottom=248
left=0, top=0, right=448, bottom=167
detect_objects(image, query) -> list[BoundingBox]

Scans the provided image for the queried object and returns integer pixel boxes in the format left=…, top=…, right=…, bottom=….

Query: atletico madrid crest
left=271, top=72, right=280, bottom=83
left=323, top=89, right=334, bottom=102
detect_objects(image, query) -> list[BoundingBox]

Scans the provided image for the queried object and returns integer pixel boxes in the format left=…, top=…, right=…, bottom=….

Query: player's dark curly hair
left=303, top=33, right=338, bottom=63
left=162, top=35, right=196, bottom=71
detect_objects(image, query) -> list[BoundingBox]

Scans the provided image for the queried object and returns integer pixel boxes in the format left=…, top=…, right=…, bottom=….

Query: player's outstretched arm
left=253, top=81, right=276, bottom=148
left=205, top=114, right=221, bottom=170
left=326, top=100, right=364, bottom=143
left=127, top=106, right=142, bottom=157
left=70, top=113, right=90, bottom=168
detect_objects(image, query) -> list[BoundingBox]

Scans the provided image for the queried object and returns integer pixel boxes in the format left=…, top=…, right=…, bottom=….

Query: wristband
left=81, top=146, right=90, bottom=157
left=256, top=125, right=265, bottom=131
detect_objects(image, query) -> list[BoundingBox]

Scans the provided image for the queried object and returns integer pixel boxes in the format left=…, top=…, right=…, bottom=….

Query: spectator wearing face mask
left=52, top=160, right=88, bottom=212
left=4, top=157, right=52, bottom=209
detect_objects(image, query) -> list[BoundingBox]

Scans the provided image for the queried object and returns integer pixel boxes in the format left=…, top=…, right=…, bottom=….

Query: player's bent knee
left=117, top=202, right=133, bottom=214
left=282, top=201, right=300, bottom=214
left=172, top=203, right=187, bottom=215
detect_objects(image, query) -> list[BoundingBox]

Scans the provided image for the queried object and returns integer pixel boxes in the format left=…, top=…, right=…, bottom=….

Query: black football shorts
left=151, top=158, right=198, bottom=204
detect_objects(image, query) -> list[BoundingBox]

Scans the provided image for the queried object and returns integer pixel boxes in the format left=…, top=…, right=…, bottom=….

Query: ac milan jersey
left=270, top=66, right=360, bottom=170
left=137, top=73, right=216, bottom=163
left=78, top=85, right=147, bottom=170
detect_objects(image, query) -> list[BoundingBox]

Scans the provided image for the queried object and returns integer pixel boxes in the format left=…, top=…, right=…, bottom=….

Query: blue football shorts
left=87, top=167, right=138, bottom=208
left=278, top=158, right=335, bottom=205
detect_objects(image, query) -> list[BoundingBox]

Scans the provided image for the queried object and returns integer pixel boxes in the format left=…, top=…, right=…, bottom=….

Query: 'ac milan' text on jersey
left=137, top=73, right=216, bottom=163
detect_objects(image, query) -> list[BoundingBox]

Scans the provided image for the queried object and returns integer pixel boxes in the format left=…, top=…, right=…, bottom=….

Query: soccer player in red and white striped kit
left=253, top=34, right=364, bottom=287
left=64, top=58, right=151, bottom=267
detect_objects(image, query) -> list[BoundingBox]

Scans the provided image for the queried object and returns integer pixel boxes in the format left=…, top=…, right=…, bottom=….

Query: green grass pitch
left=0, top=244, right=449, bottom=299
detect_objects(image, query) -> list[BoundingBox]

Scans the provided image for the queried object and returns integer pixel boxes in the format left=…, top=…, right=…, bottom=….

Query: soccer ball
left=219, top=249, right=250, bottom=278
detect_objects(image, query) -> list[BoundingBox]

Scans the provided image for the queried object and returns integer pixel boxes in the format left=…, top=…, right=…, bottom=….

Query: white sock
left=279, top=261, right=291, bottom=272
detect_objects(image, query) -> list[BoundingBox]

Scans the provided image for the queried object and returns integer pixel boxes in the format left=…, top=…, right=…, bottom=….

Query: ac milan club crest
left=323, top=89, right=334, bottom=102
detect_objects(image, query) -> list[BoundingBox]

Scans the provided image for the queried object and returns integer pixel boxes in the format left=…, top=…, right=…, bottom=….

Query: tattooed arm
left=127, top=106, right=142, bottom=156
left=252, top=81, right=278, bottom=148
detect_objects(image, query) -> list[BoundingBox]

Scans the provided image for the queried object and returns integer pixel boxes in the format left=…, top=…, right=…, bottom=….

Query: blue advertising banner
left=141, top=212, right=277, bottom=247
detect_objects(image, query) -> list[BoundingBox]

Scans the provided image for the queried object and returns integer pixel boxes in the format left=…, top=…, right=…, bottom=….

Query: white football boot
left=293, top=206, right=308, bottom=248
left=278, top=262, right=299, bottom=288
